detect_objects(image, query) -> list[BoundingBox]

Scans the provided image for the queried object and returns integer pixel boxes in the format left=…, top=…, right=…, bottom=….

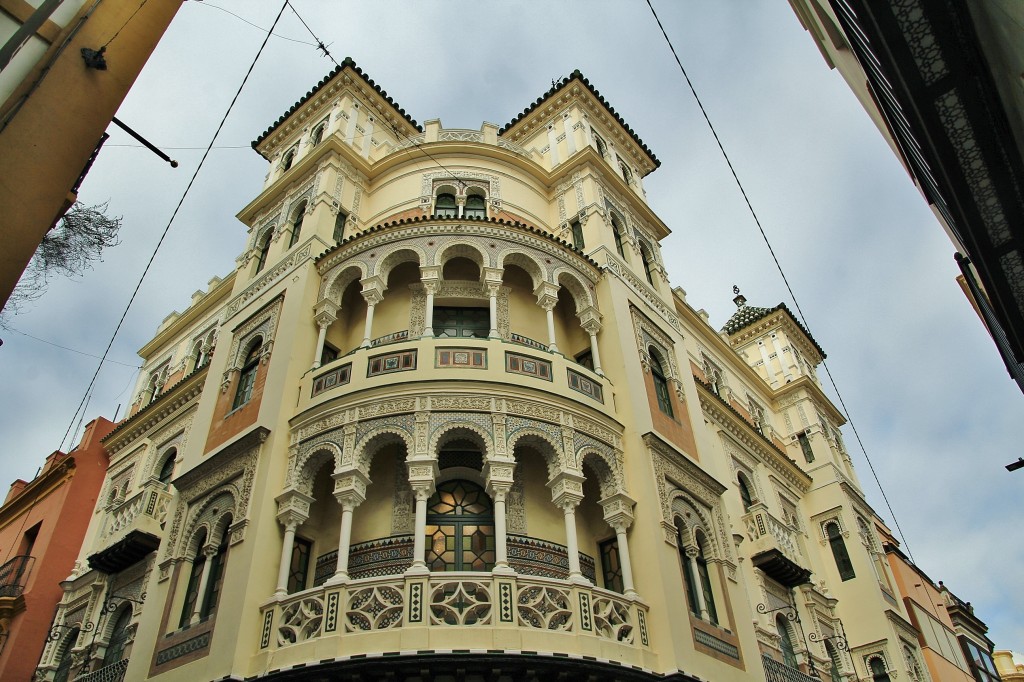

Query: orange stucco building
left=0, top=416, right=115, bottom=681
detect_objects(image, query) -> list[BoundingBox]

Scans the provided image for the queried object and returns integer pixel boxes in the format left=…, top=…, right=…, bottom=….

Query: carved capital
left=577, top=306, right=602, bottom=333
left=275, top=489, right=313, bottom=527
left=360, top=275, right=386, bottom=303
left=482, top=266, right=504, bottom=284
left=313, top=299, right=339, bottom=327
left=548, top=471, right=585, bottom=508
left=600, top=492, right=636, bottom=529
left=332, top=468, right=370, bottom=507
left=533, top=282, right=559, bottom=310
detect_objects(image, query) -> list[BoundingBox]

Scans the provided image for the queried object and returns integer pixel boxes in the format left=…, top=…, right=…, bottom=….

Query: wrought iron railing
left=0, top=555, right=34, bottom=598
left=74, top=659, right=128, bottom=682
left=762, top=654, right=819, bottom=682
left=510, top=333, right=547, bottom=350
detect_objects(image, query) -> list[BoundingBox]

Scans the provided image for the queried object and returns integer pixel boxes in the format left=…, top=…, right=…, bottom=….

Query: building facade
left=0, top=0, right=182, bottom=310
left=0, top=416, right=115, bottom=681
left=36, top=62, right=990, bottom=682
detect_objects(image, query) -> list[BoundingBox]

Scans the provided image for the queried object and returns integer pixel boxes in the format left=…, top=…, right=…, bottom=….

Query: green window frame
left=287, top=537, right=312, bottom=593
left=826, top=521, right=856, bottom=581
left=425, top=480, right=495, bottom=572
left=599, top=538, right=624, bottom=593
left=650, top=350, right=674, bottom=417
left=433, top=306, right=489, bottom=339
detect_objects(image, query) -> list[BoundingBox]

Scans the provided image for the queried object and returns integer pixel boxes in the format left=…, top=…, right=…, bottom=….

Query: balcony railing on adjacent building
left=0, top=555, right=34, bottom=599
left=762, top=654, right=820, bottom=682
left=74, top=659, right=129, bottom=682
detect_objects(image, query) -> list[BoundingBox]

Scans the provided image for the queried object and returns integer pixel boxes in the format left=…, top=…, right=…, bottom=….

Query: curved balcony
left=256, top=571, right=649, bottom=670
left=304, top=335, right=610, bottom=418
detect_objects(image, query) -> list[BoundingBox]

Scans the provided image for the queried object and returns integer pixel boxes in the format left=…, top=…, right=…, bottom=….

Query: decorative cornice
left=642, top=432, right=727, bottom=498
left=695, top=378, right=811, bottom=493
left=102, top=368, right=207, bottom=454
left=173, top=426, right=269, bottom=492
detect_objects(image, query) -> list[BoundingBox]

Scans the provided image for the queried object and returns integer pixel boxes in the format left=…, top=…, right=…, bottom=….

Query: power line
left=58, top=0, right=291, bottom=451
left=645, top=0, right=916, bottom=563
left=283, top=2, right=472, bottom=191
left=197, top=2, right=318, bottom=47
left=4, top=327, right=141, bottom=367
left=102, top=0, right=150, bottom=49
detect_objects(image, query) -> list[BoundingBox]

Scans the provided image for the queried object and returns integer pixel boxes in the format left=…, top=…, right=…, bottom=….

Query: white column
left=493, top=490, right=510, bottom=572
left=547, top=125, right=560, bottom=166
left=409, top=488, right=430, bottom=574
left=588, top=332, right=603, bottom=375
left=488, top=285, right=499, bottom=338
left=614, top=525, right=636, bottom=597
left=563, top=113, right=577, bottom=155
left=563, top=502, right=585, bottom=582
left=275, top=523, right=297, bottom=596
left=313, top=324, right=329, bottom=369
left=545, top=305, right=558, bottom=353
left=361, top=302, right=376, bottom=348
left=190, top=545, right=217, bottom=624
left=686, top=546, right=710, bottom=621
left=333, top=502, right=355, bottom=581
left=422, top=283, right=436, bottom=338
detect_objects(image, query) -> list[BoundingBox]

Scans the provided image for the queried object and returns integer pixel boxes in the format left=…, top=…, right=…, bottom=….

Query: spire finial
left=732, top=285, right=746, bottom=308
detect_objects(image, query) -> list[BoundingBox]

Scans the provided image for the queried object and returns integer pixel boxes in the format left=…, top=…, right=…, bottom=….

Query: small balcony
left=742, top=508, right=812, bottom=588
left=75, top=659, right=128, bottom=682
left=762, top=654, right=820, bottom=682
left=88, top=480, right=172, bottom=574
left=257, top=571, right=649, bottom=671
left=0, top=555, right=34, bottom=618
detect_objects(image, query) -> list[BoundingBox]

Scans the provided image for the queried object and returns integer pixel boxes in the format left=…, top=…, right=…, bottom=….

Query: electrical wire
left=645, top=0, right=916, bottom=562
left=197, top=2, right=319, bottom=47
left=283, top=2, right=472, bottom=192
left=4, top=327, right=141, bottom=367
left=102, top=0, right=150, bottom=49
left=57, top=0, right=290, bottom=452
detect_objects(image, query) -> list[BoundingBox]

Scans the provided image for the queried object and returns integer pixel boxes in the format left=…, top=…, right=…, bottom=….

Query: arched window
left=254, top=231, right=272, bottom=274
left=649, top=349, right=674, bottom=417
left=282, top=147, right=296, bottom=171
left=464, top=194, right=486, bottom=219
left=825, top=640, right=843, bottom=682
left=179, top=529, right=207, bottom=628
left=738, top=473, right=754, bottom=510
left=694, top=531, right=718, bottom=625
left=233, top=339, right=262, bottom=410
left=777, top=614, right=799, bottom=668
left=425, top=480, right=494, bottom=572
left=675, top=522, right=700, bottom=617
left=311, top=120, right=327, bottom=146
left=870, top=656, right=891, bottom=682
left=570, top=220, right=585, bottom=249
left=52, top=627, right=80, bottom=682
left=640, top=243, right=654, bottom=284
left=904, top=645, right=923, bottom=682
left=288, top=201, right=306, bottom=249
left=434, top=193, right=457, bottom=218
left=618, top=157, right=633, bottom=185
left=158, top=449, right=176, bottom=484
left=201, top=521, right=231, bottom=619
left=611, top=214, right=627, bottom=259
left=593, top=132, right=608, bottom=158
left=826, top=521, right=856, bottom=581
left=102, top=608, right=132, bottom=666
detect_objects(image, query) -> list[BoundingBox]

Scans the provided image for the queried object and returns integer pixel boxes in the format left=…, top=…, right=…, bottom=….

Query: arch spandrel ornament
left=319, top=262, right=368, bottom=303
left=428, top=415, right=494, bottom=460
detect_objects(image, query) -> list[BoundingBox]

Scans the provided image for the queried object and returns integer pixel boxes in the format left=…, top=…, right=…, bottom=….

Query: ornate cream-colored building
left=36, top=61, right=960, bottom=682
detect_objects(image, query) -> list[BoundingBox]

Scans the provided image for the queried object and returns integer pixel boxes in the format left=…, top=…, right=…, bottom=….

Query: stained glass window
left=599, top=538, right=623, bottom=593
left=425, top=480, right=495, bottom=572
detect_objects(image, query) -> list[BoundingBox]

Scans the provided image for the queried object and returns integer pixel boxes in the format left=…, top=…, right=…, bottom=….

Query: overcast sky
left=1, top=0, right=1020, bottom=651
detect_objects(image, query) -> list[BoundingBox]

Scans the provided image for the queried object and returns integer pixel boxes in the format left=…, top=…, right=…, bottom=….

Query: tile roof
left=722, top=302, right=826, bottom=359
left=251, top=57, right=422, bottom=150
left=499, top=70, right=661, bottom=170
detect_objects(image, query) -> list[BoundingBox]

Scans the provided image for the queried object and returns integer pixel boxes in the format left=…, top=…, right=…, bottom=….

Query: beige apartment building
left=35, top=61, right=987, bottom=682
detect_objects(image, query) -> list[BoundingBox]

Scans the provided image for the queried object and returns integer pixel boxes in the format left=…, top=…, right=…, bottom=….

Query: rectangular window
left=599, top=538, right=624, bottom=593
left=436, top=348, right=487, bottom=368
left=320, top=343, right=339, bottom=366
left=574, top=350, right=594, bottom=371
left=798, top=432, right=814, bottom=462
left=570, top=220, right=585, bottom=249
left=312, top=363, right=351, bottom=396
left=433, top=306, right=489, bottom=339
left=567, top=368, right=604, bottom=402
left=288, top=537, right=312, bottom=593
left=505, top=352, right=552, bottom=381
left=367, top=350, right=417, bottom=377
left=333, top=210, right=348, bottom=243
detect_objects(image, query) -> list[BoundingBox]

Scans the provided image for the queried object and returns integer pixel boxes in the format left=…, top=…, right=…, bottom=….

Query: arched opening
left=464, top=193, right=486, bottom=219
left=737, top=472, right=754, bottom=510
left=288, top=201, right=307, bottom=249
left=311, top=120, right=327, bottom=146
left=777, top=613, right=798, bottom=668
left=579, top=459, right=617, bottom=591
left=200, top=517, right=231, bottom=620
left=694, top=530, right=718, bottom=625
left=826, top=521, right=855, bottom=581
left=282, top=147, right=296, bottom=171
left=649, top=347, right=674, bottom=417
left=674, top=519, right=700, bottom=617
left=639, top=242, right=654, bottom=284
left=372, top=261, right=418, bottom=341
left=102, top=607, right=132, bottom=666
left=425, top=480, right=494, bottom=572
left=553, top=286, right=586, bottom=355
left=254, top=231, right=272, bottom=275
left=434, top=193, right=457, bottom=218
left=52, top=627, right=80, bottom=682
left=825, top=640, right=843, bottom=682
left=870, top=657, right=891, bottom=682
left=441, top=255, right=480, bottom=282
left=332, top=277, right=367, bottom=353
left=610, top=213, right=627, bottom=260
left=593, top=132, right=608, bottom=158
left=158, top=449, right=177, bottom=484
left=502, top=264, right=546, bottom=344
left=297, top=457, right=340, bottom=589
left=233, top=337, right=262, bottom=410
left=178, top=528, right=207, bottom=628
left=618, top=158, right=633, bottom=185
